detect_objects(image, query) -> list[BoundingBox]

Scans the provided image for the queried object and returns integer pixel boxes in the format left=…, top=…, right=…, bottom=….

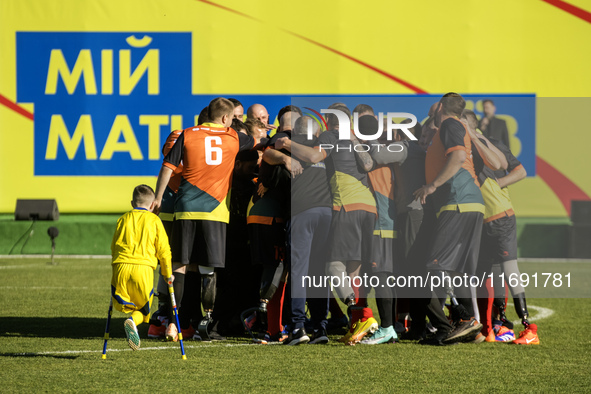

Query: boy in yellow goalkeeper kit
left=111, top=184, right=173, bottom=350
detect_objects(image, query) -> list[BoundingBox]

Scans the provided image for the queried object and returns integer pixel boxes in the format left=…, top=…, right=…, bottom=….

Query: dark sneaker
left=253, top=332, right=271, bottom=345
left=419, top=326, right=461, bottom=346
left=271, top=329, right=289, bottom=343
left=443, top=318, right=483, bottom=344
left=326, top=315, right=349, bottom=331
left=418, top=331, right=450, bottom=346
left=419, top=336, right=447, bottom=346
left=284, top=328, right=310, bottom=346
left=309, top=328, right=329, bottom=344
left=400, top=329, right=425, bottom=341
left=204, top=330, right=226, bottom=341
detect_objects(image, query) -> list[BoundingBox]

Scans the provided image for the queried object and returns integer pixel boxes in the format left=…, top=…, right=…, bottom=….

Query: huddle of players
left=146, top=94, right=539, bottom=346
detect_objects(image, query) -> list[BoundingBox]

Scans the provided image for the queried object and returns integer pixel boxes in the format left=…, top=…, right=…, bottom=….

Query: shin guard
left=170, top=273, right=185, bottom=323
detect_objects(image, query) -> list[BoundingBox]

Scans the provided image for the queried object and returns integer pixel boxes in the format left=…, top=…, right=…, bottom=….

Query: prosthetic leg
left=513, top=292, right=530, bottom=328
left=257, top=261, right=284, bottom=337
left=326, top=260, right=356, bottom=306
left=439, top=271, right=459, bottom=307
left=437, top=271, right=473, bottom=323
left=197, top=268, right=217, bottom=340
left=493, top=297, right=514, bottom=329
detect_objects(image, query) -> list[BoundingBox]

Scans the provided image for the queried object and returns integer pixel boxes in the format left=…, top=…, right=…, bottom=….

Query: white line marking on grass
left=27, top=342, right=265, bottom=356
left=0, top=263, right=110, bottom=270
left=0, top=286, right=95, bottom=290
left=0, top=264, right=50, bottom=269
left=519, top=259, right=591, bottom=263
left=0, top=255, right=111, bottom=259
left=508, top=303, right=554, bottom=325
left=17, top=303, right=556, bottom=357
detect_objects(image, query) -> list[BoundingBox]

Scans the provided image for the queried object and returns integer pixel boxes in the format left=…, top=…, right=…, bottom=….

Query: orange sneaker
left=148, top=322, right=166, bottom=339
left=181, top=326, right=195, bottom=341
left=512, top=324, right=539, bottom=345
left=486, top=326, right=515, bottom=342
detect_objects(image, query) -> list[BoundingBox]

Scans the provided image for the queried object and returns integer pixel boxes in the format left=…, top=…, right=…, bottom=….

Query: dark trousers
left=288, top=207, right=332, bottom=330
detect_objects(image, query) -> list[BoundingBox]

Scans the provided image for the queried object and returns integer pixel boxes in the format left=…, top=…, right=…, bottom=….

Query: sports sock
left=170, top=272, right=185, bottom=323
left=179, top=271, right=198, bottom=329
left=350, top=306, right=374, bottom=324
left=362, top=307, right=374, bottom=320
left=350, top=306, right=361, bottom=323
left=376, top=298, right=393, bottom=328
left=352, top=281, right=367, bottom=306
left=131, top=311, right=144, bottom=326
left=267, top=280, right=286, bottom=336
left=375, top=272, right=394, bottom=328
left=476, top=277, right=494, bottom=334
left=396, top=298, right=410, bottom=320
left=409, top=298, right=428, bottom=336
left=329, top=296, right=345, bottom=318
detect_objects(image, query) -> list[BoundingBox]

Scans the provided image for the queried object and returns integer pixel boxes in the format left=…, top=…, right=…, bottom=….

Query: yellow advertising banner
left=1, top=0, right=590, bottom=216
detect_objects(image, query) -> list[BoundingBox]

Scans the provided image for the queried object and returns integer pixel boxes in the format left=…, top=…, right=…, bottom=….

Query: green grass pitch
left=0, top=257, right=589, bottom=392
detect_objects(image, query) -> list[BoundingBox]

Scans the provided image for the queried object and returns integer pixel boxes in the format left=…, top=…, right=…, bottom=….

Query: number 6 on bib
left=205, top=136, right=223, bottom=165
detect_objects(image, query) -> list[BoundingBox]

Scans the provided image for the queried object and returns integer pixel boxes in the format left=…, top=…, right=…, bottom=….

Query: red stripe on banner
left=195, top=0, right=261, bottom=22
left=0, top=94, right=34, bottom=120
left=540, top=0, right=591, bottom=24
left=536, top=156, right=591, bottom=215
left=303, top=107, right=328, bottom=130
left=195, top=0, right=427, bottom=94
left=283, top=31, right=428, bottom=94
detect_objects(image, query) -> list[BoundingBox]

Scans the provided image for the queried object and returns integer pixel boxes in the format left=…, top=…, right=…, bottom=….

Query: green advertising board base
left=0, top=214, right=574, bottom=258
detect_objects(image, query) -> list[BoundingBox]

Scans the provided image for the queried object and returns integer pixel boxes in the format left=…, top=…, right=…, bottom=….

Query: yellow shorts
left=111, top=263, right=154, bottom=322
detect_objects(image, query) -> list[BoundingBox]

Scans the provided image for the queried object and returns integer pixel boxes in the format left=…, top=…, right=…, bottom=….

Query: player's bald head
left=247, top=104, right=269, bottom=124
